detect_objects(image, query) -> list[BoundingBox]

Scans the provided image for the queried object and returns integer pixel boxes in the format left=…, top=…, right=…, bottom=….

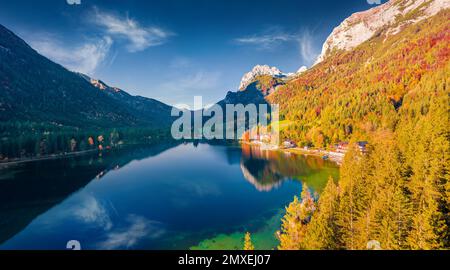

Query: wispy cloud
left=234, top=26, right=296, bottom=50
left=298, top=30, right=319, bottom=65
left=68, top=195, right=164, bottom=250
left=174, top=71, right=222, bottom=91
left=160, top=70, right=221, bottom=95
left=25, top=7, right=173, bottom=74
left=29, top=35, right=112, bottom=75
left=157, top=70, right=222, bottom=108
left=169, top=57, right=192, bottom=69
left=66, top=0, right=81, bottom=5
left=92, top=8, right=174, bottom=52
left=97, top=215, right=164, bottom=250
left=73, top=195, right=113, bottom=230
left=234, top=27, right=320, bottom=66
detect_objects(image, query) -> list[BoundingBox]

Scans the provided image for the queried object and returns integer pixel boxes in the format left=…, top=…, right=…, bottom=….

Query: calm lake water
left=0, top=143, right=339, bottom=250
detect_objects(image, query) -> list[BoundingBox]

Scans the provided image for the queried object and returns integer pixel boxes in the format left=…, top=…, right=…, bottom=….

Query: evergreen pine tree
left=303, top=177, right=340, bottom=249
left=336, top=145, right=372, bottom=249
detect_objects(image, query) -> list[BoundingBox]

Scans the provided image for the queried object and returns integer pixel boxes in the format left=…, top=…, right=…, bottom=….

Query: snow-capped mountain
left=315, top=0, right=449, bottom=64
left=296, top=66, right=308, bottom=74
left=239, top=65, right=284, bottom=90
left=239, top=65, right=308, bottom=90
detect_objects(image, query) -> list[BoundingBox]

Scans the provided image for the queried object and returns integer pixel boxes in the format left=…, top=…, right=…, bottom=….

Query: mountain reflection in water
left=240, top=144, right=339, bottom=193
left=0, top=142, right=339, bottom=250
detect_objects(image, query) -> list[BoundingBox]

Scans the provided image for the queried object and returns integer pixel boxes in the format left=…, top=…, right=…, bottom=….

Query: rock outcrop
left=239, top=65, right=284, bottom=90
left=315, top=0, right=450, bottom=64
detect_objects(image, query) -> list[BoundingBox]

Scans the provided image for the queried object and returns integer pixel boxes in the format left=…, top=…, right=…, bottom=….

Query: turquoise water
left=0, top=143, right=339, bottom=250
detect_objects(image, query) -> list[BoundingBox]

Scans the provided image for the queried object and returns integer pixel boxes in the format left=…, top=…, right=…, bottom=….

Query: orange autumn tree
left=275, top=9, right=449, bottom=250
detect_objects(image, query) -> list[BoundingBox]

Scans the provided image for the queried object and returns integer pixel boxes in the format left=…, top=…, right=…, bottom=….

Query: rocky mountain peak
left=238, top=65, right=284, bottom=90
left=90, top=79, right=108, bottom=90
left=297, top=66, right=308, bottom=74
left=315, top=0, right=449, bottom=64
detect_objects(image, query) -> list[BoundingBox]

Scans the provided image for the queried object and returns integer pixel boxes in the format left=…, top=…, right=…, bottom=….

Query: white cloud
left=175, top=71, right=222, bottom=90
left=73, top=195, right=113, bottom=230
left=297, top=30, right=319, bottom=66
left=92, top=9, right=173, bottom=52
left=169, top=57, right=192, bottom=69
left=25, top=8, right=172, bottom=74
left=234, top=34, right=293, bottom=49
left=30, top=35, right=112, bottom=75
left=97, top=215, right=164, bottom=250
left=157, top=70, right=222, bottom=108
left=367, top=0, right=381, bottom=5
left=67, top=0, right=81, bottom=5
left=234, top=27, right=320, bottom=66
left=234, top=27, right=296, bottom=50
left=160, top=70, right=221, bottom=95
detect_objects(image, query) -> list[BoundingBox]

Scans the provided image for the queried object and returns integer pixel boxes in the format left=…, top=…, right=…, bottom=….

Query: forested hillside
left=268, top=10, right=449, bottom=148
left=0, top=24, right=174, bottom=160
left=272, top=9, right=449, bottom=250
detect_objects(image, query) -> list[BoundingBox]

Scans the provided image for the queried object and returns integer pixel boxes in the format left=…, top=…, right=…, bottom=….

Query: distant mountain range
left=0, top=23, right=276, bottom=132
left=1, top=0, right=448, bottom=136
left=77, top=73, right=174, bottom=127
left=0, top=24, right=173, bottom=129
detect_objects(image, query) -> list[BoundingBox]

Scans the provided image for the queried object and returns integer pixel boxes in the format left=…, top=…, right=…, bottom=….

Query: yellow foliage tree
left=243, top=232, right=255, bottom=250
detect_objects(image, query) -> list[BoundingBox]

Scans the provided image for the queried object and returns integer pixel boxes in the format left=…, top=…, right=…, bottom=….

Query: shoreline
left=241, top=141, right=344, bottom=166
left=284, top=148, right=344, bottom=165
left=0, top=149, right=99, bottom=167
left=0, top=141, right=171, bottom=167
left=0, top=141, right=345, bottom=167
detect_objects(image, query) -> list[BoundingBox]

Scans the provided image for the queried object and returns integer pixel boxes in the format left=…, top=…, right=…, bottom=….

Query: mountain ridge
left=315, top=0, right=450, bottom=64
left=77, top=73, right=174, bottom=127
left=238, top=64, right=307, bottom=91
left=268, top=7, right=449, bottom=146
left=0, top=23, right=173, bottom=129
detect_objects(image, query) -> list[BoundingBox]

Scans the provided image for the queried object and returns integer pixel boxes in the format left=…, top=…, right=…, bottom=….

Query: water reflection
left=239, top=144, right=339, bottom=193
left=0, top=142, right=338, bottom=250
left=0, top=143, right=177, bottom=245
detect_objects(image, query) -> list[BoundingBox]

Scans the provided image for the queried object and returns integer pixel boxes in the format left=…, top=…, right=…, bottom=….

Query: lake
left=0, top=142, right=339, bottom=250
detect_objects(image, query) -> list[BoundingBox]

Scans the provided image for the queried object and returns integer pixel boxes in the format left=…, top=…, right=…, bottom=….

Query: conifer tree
left=300, top=183, right=316, bottom=222
left=278, top=183, right=318, bottom=250
left=362, top=138, right=412, bottom=249
left=303, top=177, right=340, bottom=249
left=278, top=196, right=306, bottom=250
left=407, top=189, right=444, bottom=250
left=336, top=145, right=372, bottom=249
left=244, top=232, right=255, bottom=250
left=272, top=13, right=450, bottom=250
left=398, top=84, right=449, bottom=249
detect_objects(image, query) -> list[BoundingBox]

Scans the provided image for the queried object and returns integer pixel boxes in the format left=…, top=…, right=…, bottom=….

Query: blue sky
left=0, top=0, right=386, bottom=106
